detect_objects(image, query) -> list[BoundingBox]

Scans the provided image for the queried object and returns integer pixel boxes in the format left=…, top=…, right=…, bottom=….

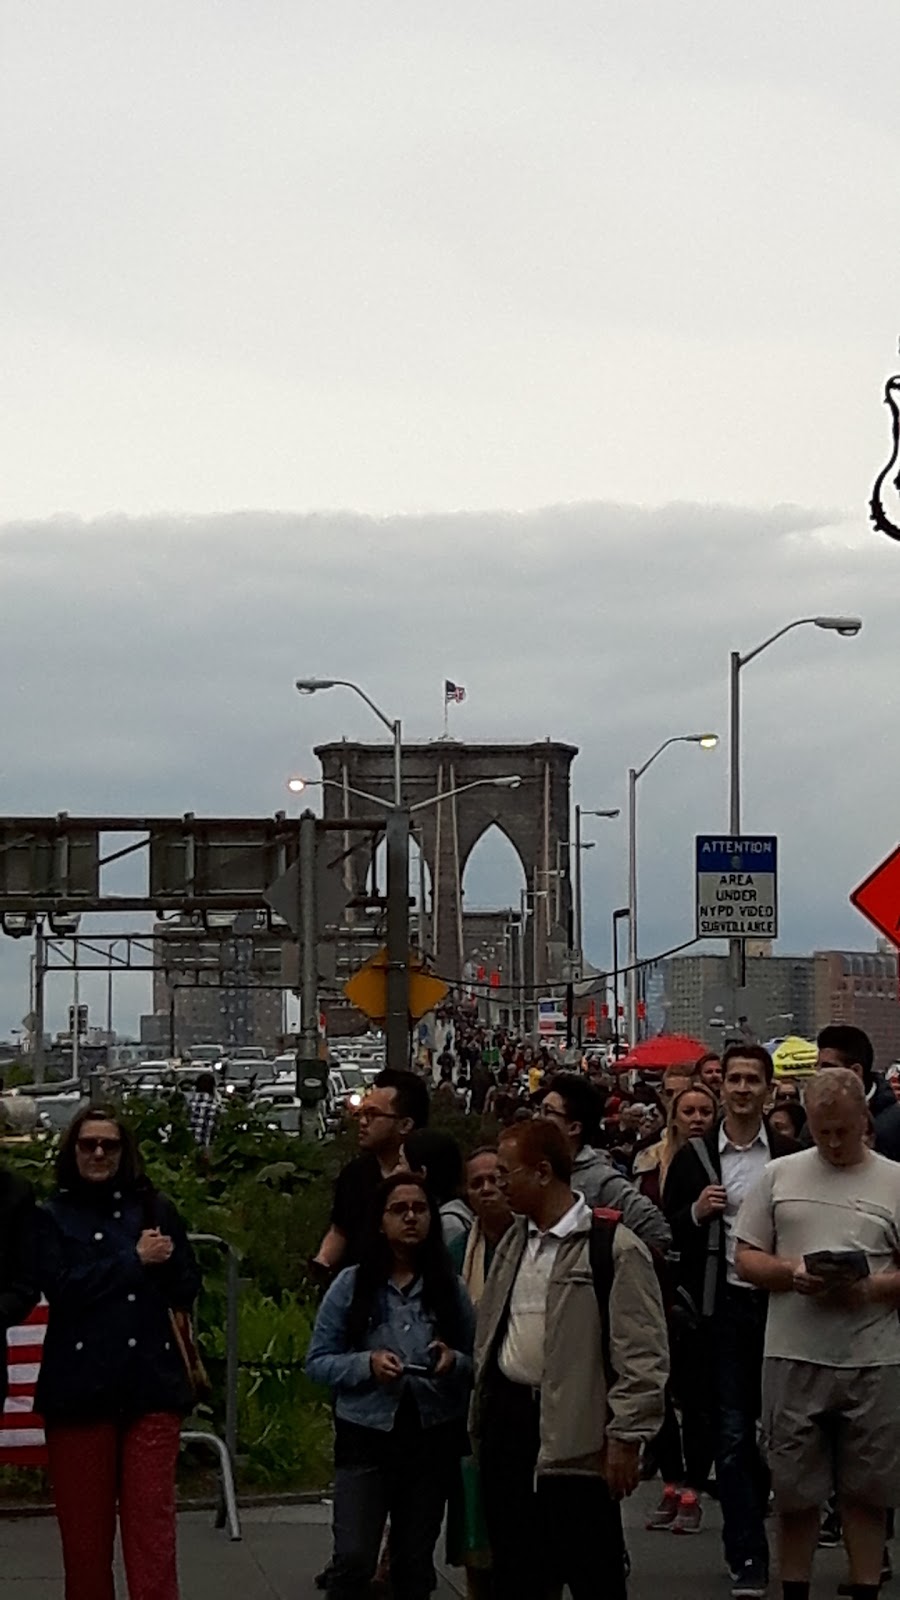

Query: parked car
left=35, top=1094, right=88, bottom=1133
left=184, top=1043, right=225, bottom=1067
left=271, top=1052, right=298, bottom=1079
left=4, top=1076, right=81, bottom=1098
left=250, top=1083, right=302, bottom=1109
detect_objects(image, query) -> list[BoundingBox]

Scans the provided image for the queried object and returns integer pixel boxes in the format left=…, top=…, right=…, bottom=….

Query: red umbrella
left=613, top=1034, right=709, bottom=1073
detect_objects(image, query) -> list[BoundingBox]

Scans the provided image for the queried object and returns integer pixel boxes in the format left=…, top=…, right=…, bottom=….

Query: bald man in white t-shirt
left=736, top=1068, right=900, bottom=1600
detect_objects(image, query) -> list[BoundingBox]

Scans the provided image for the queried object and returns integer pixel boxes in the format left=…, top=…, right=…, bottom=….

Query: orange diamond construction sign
left=344, top=947, right=449, bottom=1024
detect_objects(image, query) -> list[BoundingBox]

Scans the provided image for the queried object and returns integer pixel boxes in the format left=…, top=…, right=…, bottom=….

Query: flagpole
left=443, top=684, right=449, bottom=739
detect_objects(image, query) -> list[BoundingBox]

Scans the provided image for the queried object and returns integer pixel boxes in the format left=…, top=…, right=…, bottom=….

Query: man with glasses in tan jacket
left=471, top=1117, right=668, bottom=1600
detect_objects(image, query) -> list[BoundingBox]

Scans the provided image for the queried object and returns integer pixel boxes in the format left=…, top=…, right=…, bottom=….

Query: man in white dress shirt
left=664, top=1044, right=795, bottom=1599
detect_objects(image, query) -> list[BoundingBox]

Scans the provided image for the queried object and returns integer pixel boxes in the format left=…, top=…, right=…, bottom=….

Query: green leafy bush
left=1, top=1094, right=348, bottom=1490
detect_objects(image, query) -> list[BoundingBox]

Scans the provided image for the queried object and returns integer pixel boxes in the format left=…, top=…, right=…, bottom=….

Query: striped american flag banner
left=0, top=1301, right=48, bottom=1466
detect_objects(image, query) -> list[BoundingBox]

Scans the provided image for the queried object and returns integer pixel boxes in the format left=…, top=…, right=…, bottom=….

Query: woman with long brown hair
left=306, top=1170, right=474, bottom=1600
left=36, top=1104, right=200, bottom=1600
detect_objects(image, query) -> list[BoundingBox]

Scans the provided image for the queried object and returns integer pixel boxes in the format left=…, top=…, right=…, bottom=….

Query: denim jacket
left=305, top=1266, right=475, bottom=1432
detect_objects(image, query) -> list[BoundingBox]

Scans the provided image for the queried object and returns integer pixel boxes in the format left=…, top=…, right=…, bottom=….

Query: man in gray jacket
left=471, top=1117, right=668, bottom=1600
left=540, top=1072, right=671, bottom=1253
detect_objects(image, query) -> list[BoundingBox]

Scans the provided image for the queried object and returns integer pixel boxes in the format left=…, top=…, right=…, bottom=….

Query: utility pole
left=33, top=922, right=46, bottom=1085
left=728, top=650, right=746, bottom=995
left=386, top=807, right=411, bottom=1071
left=626, top=767, right=638, bottom=1047
left=296, top=811, right=320, bottom=1097
left=72, top=954, right=80, bottom=1085
left=574, top=805, right=584, bottom=960
left=565, top=904, right=575, bottom=1049
left=612, top=907, right=629, bottom=1055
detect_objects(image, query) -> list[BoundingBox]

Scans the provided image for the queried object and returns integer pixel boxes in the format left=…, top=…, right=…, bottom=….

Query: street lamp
left=727, top=615, right=862, bottom=989
left=627, top=733, right=718, bottom=1046
left=573, top=805, right=620, bottom=961
left=729, top=616, right=862, bottom=837
left=284, top=770, right=522, bottom=1071
left=295, top=679, right=403, bottom=805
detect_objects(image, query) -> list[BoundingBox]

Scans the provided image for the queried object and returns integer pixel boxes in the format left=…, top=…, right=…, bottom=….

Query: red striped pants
left=47, top=1412, right=181, bottom=1600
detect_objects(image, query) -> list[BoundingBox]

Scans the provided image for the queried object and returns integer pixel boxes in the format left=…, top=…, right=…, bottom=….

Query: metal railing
left=183, top=1233, right=242, bottom=1541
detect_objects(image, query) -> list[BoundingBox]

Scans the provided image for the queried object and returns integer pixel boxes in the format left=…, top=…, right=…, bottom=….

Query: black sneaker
left=730, top=1559, right=768, bottom=1599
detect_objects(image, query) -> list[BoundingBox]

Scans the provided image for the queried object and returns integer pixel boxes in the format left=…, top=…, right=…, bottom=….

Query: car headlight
left=348, top=1092, right=362, bottom=1107
left=226, top=1084, right=236, bottom=1096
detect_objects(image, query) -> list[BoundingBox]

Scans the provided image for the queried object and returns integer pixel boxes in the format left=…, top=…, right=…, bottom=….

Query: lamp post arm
left=410, top=778, right=518, bottom=814
left=634, top=735, right=682, bottom=782
left=331, top=680, right=397, bottom=737
left=737, top=618, right=817, bottom=669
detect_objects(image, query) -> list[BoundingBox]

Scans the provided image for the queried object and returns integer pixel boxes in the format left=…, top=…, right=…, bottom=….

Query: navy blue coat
left=36, top=1180, right=201, bottom=1426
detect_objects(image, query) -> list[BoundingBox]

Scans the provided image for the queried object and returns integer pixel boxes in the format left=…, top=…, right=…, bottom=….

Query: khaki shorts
left=762, top=1357, right=900, bottom=1511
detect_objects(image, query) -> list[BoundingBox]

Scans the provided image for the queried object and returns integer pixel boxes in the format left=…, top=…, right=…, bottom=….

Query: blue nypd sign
left=695, top=835, right=778, bottom=940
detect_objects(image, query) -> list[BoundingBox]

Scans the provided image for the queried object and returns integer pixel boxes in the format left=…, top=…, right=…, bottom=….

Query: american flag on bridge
left=0, top=1301, right=48, bottom=1467
left=444, top=680, right=466, bottom=704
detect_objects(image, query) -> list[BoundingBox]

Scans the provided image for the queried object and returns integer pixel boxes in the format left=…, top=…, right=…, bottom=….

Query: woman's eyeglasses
left=384, top=1200, right=430, bottom=1219
left=76, top=1137, right=122, bottom=1155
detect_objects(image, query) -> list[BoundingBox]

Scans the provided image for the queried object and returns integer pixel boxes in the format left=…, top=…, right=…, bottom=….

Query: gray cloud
left=2, top=3, right=899, bottom=1042
left=2, top=4, right=900, bottom=520
left=0, top=501, right=892, bottom=1037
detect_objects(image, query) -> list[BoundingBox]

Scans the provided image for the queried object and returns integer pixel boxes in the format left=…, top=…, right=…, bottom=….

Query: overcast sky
left=1, top=3, right=899, bottom=1037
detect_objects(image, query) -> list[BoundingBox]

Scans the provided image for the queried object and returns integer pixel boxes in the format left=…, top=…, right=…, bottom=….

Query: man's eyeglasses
left=76, top=1137, right=122, bottom=1155
left=358, top=1109, right=401, bottom=1127
left=384, top=1200, right=430, bottom=1219
left=539, top=1104, right=568, bottom=1121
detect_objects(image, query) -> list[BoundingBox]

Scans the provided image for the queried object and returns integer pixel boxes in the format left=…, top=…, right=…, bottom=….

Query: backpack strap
left=688, top=1136, right=722, bottom=1319
left=589, top=1206, right=622, bottom=1386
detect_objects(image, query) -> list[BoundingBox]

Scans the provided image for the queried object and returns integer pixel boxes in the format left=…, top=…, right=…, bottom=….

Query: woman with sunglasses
left=306, top=1170, right=475, bottom=1600
left=35, top=1105, right=200, bottom=1600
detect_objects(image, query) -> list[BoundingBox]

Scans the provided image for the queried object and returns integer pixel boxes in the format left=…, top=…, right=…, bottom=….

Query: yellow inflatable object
left=772, top=1035, right=817, bottom=1078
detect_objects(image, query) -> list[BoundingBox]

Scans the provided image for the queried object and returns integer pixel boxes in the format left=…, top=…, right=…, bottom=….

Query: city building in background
left=145, top=916, right=283, bottom=1053
left=659, top=951, right=817, bottom=1046
left=813, top=943, right=900, bottom=1070
left=658, top=944, right=900, bottom=1067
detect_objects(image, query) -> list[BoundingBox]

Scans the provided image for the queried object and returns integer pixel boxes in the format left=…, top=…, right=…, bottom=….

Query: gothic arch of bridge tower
left=314, top=739, right=578, bottom=990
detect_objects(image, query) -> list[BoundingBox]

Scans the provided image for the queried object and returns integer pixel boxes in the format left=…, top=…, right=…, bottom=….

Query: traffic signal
left=68, top=1004, right=88, bottom=1037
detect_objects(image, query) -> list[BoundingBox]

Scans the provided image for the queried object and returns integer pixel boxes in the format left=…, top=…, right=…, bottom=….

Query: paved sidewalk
left=0, top=1490, right=867, bottom=1598
left=0, top=1501, right=464, bottom=1600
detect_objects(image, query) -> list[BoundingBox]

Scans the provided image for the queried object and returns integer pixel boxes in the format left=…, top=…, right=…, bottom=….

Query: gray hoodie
left=572, top=1145, right=672, bottom=1254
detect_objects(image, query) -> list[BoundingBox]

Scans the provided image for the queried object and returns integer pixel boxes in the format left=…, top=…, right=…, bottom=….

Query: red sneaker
left=672, top=1489, right=703, bottom=1535
left=646, top=1484, right=680, bottom=1531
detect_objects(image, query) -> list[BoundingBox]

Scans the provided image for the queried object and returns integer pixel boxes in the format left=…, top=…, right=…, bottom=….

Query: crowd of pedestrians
left=4, top=1016, right=900, bottom=1600
left=304, top=1018, right=900, bottom=1600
